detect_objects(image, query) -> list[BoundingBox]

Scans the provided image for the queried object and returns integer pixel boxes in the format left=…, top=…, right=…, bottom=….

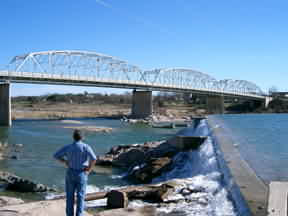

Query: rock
left=106, top=190, right=128, bottom=209
left=10, top=155, right=18, bottom=160
left=127, top=157, right=172, bottom=183
left=14, top=144, right=23, bottom=148
left=63, top=126, right=112, bottom=133
left=0, top=172, right=55, bottom=193
left=127, top=184, right=174, bottom=202
left=167, top=136, right=207, bottom=151
left=112, top=149, right=145, bottom=168
left=96, top=134, right=206, bottom=184
left=107, top=145, right=133, bottom=155
left=152, top=122, right=175, bottom=128
left=144, top=142, right=179, bottom=159
left=96, top=141, right=164, bottom=168
left=0, top=196, right=24, bottom=207
left=84, top=183, right=175, bottom=203
left=60, top=120, right=83, bottom=124
left=96, top=141, right=180, bottom=183
left=95, top=155, right=114, bottom=166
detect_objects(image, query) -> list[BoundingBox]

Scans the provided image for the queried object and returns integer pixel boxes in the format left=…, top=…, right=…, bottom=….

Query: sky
left=0, top=0, right=287, bottom=96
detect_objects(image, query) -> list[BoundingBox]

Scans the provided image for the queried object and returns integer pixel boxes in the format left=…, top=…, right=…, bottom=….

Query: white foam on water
left=45, top=191, right=65, bottom=200
left=128, top=119, right=239, bottom=215
left=110, top=174, right=125, bottom=179
left=47, top=119, right=246, bottom=215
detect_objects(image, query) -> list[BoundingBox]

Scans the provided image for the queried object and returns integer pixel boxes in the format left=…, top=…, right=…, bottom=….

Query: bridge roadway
left=0, top=70, right=264, bottom=100
left=0, top=50, right=268, bottom=126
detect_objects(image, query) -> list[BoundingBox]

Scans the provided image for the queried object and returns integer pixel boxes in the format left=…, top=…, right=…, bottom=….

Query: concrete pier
left=131, top=90, right=152, bottom=118
left=206, top=95, right=224, bottom=114
left=264, top=96, right=273, bottom=108
left=0, top=83, right=11, bottom=127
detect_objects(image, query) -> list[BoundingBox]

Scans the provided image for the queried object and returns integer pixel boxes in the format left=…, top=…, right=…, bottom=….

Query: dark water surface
left=0, top=118, right=179, bottom=199
left=211, top=114, right=288, bottom=184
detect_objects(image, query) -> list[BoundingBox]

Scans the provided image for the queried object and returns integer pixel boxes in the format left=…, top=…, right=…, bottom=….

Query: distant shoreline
left=11, top=102, right=200, bottom=121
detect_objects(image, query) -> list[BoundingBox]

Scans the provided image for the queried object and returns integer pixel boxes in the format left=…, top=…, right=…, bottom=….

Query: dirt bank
left=12, top=103, right=130, bottom=120
left=11, top=102, right=200, bottom=120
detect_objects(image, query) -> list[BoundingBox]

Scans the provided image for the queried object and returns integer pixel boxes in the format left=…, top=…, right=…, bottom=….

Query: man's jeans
left=65, top=169, right=88, bottom=216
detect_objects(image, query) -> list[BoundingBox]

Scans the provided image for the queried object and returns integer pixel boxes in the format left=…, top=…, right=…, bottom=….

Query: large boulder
left=127, top=183, right=174, bottom=202
left=127, top=157, right=172, bottom=184
left=95, top=135, right=206, bottom=184
left=167, top=136, right=207, bottom=151
left=95, top=141, right=164, bottom=169
left=95, top=155, right=114, bottom=166
left=112, top=149, right=145, bottom=168
left=0, top=172, right=55, bottom=193
left=144, top=142, right=179, bottom=159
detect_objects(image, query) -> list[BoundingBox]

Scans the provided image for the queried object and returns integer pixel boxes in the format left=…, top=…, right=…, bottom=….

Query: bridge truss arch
left=1, top=50, right=264, bottom=98
left=8, top=50, right=144, bottom=85
left=142, top=68, right=218, bottom=90
left=217, top=79, right=264, bottom=96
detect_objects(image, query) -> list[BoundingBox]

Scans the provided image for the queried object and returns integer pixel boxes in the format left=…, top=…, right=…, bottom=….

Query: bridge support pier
left=0, top=83, right=11, bottom=127
left=131, top=90, right=152, bottom=118
left=264, top=96, right=273, bottom=109
left=206, top=95, right=224, bottom=114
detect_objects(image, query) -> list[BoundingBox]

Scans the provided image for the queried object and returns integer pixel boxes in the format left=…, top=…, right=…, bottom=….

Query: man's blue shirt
left=53, top=141, right=97, bottom=170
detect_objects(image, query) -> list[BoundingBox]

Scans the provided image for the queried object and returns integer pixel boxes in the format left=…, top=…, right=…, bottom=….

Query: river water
left=0, top=119, right=179, bottom=200
left=210, top=114, right=288, bottom=184
left=1, top=114, right=287, bottom=215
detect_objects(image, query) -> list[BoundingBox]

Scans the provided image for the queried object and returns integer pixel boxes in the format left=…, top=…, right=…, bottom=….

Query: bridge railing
left=0, top=50, right=266, bottom=99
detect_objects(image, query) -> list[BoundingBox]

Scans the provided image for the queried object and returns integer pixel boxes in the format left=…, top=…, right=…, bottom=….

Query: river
left=0, top=118, right=179, bottom=200
left=210, top=114, right=288, bottom=184
left=1, top=114, right=288, bottom=215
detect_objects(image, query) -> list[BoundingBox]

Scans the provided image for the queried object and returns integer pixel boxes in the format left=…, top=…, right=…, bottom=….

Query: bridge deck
left=0, top=70, right=265, bottom=100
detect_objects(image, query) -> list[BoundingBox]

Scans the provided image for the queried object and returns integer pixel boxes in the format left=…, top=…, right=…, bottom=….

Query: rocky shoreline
left=0, top=115, right=251, bottom=216
left=0, top=172, right=55, bottom=193
left=95, top=135, right=206, bottom=184
left=0, top=116, right=213, bottom=216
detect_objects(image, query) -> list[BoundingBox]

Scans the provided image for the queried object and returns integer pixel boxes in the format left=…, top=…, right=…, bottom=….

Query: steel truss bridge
left=0, top=50, right=264, bottom=100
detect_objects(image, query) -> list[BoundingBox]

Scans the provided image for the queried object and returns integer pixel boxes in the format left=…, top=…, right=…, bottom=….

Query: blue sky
left=0, top=0, right=287, bottom=96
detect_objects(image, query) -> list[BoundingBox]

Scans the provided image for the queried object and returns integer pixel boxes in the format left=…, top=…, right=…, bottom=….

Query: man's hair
left=73, top=129, right=83, bottom=141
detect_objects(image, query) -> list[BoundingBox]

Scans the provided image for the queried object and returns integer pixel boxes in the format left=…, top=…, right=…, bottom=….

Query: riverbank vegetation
left=11, top=92, right=288, bottom=120
left=11, top=92, right=205, bottom=120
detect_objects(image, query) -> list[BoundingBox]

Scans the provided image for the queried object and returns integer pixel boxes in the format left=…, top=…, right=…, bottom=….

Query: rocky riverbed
left=0, top=118, right=242, bottom=216
left=95, top=135, right=206, bottom=184
left=0, top=132, right=208, bottom=216
left=88, top=119, right=241, bottom=216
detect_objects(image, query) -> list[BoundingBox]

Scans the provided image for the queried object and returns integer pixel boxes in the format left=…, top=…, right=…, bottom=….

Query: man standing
left=54, top=130, right=97, bottom=216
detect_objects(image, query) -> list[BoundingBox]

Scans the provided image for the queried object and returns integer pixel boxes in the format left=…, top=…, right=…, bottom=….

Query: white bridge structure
left=0, top=50, right=269, bottom=126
